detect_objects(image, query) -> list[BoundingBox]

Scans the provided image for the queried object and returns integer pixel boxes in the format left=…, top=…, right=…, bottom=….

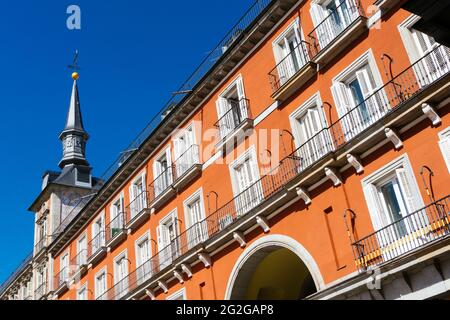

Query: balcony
left=106, top=212, right=127, bottom=249
left=308, top=0, right=367, bottom=66
left=34, top=282, right=47, bottom=300
left=148, top=168, right=176, bottom=211
left=269, top=41, right=316, bottom=102
left=97, top=46, right=450, bottom=300
left=125, top=191, right=150, bottom=232
left=53, top=268, right=69, bottom=296
left=33, top=237, right=47, bottom=259
left=352, top=195, right=450, bottom=271
left=172, top=144, right=202, bottom=190
left=215, top=98, right=253, bottom=153
left=70, top=249, right=88, bottom=280
left=87, top=231, right=107, bottom=266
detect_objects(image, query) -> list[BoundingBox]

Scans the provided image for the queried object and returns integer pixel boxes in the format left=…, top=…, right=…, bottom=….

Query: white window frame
left=113, top=250, right=129, bottom=298
left=59, top=251, right=70, bottom=283
left=134, top=231, right=152, bottom=284
left=157, top=209, right=180, bottom=268
left=91, top=211, right=106, bottom=250
left=289, top=92, right=330, bottom=148
left=166, top=288, right=187, bottom=300
left=183, top=188, right=208, bottom=247
left=398, top=14, right=428, bottom=64
left=152, top=148, right=173, bottom=197
left=438, top=126, right=450, bottom=174
left=94, top=267, right=107, bottom=299
left=128, top=170, right=147, bottom=218
left=362, top=154, right=425, bottom=232
left=77, top=282, right=88, bottom=300
left=109, top=192, right=125, bottom=233
left=76, top=233, right=88, bottom=265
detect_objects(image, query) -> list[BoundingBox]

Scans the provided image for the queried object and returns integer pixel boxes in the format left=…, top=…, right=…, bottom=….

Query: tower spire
left=58, top=52, right=90, bottom=169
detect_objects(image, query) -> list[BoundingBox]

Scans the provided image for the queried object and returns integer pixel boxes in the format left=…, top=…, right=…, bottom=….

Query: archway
left=225, top=235, right=324, bottom=300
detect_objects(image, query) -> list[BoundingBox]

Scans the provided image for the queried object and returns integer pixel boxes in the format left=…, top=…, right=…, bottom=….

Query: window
left=135, top=233, right=152, bottom=283
left=77, top=235, right=87, bottom=265
left=110, top=195, right=125, bottom=236
left=114, top=252, right=129, bottom=299
left=59, top=253, right=69, bottom=284
left=94, top=269, right=107, bottom=299
left=184, top=189, right=208, bottom=248
left=166, top=288, right=187, bottom=300
left=439, top=127, right=450, bottom=173
left=309, top=0, right=361, bottom=49
left=77, top=284, right=88, bottom=300
left=398, top=15, right=450, bottom=87
left=129, top=172, right=147, bottom=217
left=290, top=93, right=332, bottom=169
left=272, top=19, right=309, bottom=86
left=153, top=150, right=173, bottom=197
left=174, top=124, right=198, bottom=177
left=215, top=76, right=249, bottom=139
left=92, top=214, right=105, bottom=253
left=156, top=210, right=179, bottom=269
left=362, top=155, right=426, bottom=259
left=229, top=147, right=263, bottom=216
left=331, top=50, right=388, bottom=141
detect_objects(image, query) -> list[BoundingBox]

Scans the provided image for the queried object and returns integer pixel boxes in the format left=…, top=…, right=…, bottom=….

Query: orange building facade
left=2, top=0, right=450, bottom=300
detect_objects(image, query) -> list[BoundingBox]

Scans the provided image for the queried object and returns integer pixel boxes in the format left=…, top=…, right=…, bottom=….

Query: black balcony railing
left=98, top=46, right=450, bottom=300
left=0, top=252, right=32, bottom=295
left=173, top=144, right=201, bottom=180
left=53, top=267, right=69, bottom=290
left=87, top=231, right=106, bottom=260
left=34, top=237, right=47, bottom=255
left=71, top=249, right=87, bottom=269
left=106, top=212, right=126, bottom=242
left=269, top=40, right=311, bottom=92
left=34, top=282, right=47, bottom=300
left=352, top=195, right=450, bottom=271
left=308, top=0, right=365, bottom=58
left=214, top=98, right=251, bottom=139
left=149, top=167, right=174, bottom=202
left=125, top=191, right=149, bottom=225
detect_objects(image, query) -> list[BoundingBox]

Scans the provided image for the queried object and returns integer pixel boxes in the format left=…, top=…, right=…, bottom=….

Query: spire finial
left=68, top=49, right=80, bottom=80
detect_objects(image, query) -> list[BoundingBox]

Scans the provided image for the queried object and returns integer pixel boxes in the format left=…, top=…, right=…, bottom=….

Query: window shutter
left=331, top=82, right=353, bottom=116
left=310, top=3, right=325, bottom=27
left=156, top=225, right=163, bottom=249
left=396, top=168, right=421, bottom=215
left=356, top=68, right=376, bottom=98
left=362, top=184, right=386, bottom=231
left=215, top=98, right=228, bottom=118
left=439, top=137, right=450, bottom=173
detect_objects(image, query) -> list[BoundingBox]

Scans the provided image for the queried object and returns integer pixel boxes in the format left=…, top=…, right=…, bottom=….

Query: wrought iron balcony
left=308, top=0, right=366, bottom=65
left=269, top=40, right=315, bottom=101
left=70, top=249, right=88, bottom=280
left=125, top=191, right=150, bottom=231
left=148, top=168, right=176, bottom=210
left=34, top=237, right=47, bottom=257
left=214, top=98, right=253, bottom=148
left=173, top=144, right=202, bottom=190
left=352, top=195, right=450, bottom=271
left=53, top=267, right=69, bottom=295
left=87, top=231, right=107, bottom=266
left=97, top=46, right=450, bottom=300
left=34, top=282, right=47, bottom=300
left=106, top=212, right=127, bottom=248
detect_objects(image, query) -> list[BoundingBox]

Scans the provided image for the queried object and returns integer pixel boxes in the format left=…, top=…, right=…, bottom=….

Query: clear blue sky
left=0, top=0, right=255, bottom=284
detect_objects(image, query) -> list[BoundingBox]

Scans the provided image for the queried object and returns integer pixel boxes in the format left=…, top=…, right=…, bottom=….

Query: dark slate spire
left=58, top=74, right=90, bottom=169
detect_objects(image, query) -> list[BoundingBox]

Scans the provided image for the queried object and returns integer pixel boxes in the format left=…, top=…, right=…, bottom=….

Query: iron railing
left=214, top=98, right=251, bottom=139
left=173, top=144, right=201, bottom=180
left=71, top=249, right=88, bottom=269
left=269, top=40, right=311, bottom=92
left=87, top=231, right=106, bottom=261
left=352, top=195, right=450, bottom=271
left=125, top=191, right=149, bottom=225
left=149, top=167, right=174, bottom=202
left=106, top=212, right=126, bottom=242
left=34, top=237, right=47, bottom=256
left=98, top=45, right=450, bottom=300
left=34, top=282, right=47, bottom=300
left=308, top=0, right=365, bottom=58
left=53, top=267, right=69, bottom=290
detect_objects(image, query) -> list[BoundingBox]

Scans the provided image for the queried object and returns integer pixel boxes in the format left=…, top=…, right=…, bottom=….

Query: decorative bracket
left=158, top=280, right=168, bottom=294
left=145, top=289, right=156, bottom=300
left=385, top=128, right=403, bottom=149
left=325, top=167, right=342, bottom=186
left=422, top=103, right=441, bottom=126
left=256, top=216, right=270, bottom=233
left=346, top=154, right=364, bottom=174
left=296, top=187, right=311, bottom=205
left=174, top=270, right=184, bottom=284
left=233, top=232, right=246, bottom=248
left=181, top=263, right=193, bottom=278
left=198, top=252, right=212, bottom=268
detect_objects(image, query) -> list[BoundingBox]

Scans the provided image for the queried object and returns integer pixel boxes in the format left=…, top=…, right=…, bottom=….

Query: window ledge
left=106, top=229, right=128, bottom=249
left=87, top=247, right=107, bottom=267
left=271, top=61, right=317, bottom=103
left=126, top=210, right=150, bottom=232
left=312, top=17, right=368, bottom=66
left=53, top=281, right=69, bottom=297
left=149, top=187, right=176, bottom=211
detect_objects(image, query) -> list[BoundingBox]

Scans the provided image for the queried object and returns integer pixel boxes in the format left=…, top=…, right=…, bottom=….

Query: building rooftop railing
left=98, top=45, right=450, bottom=300
left=0, top=251, right=33, bottom=295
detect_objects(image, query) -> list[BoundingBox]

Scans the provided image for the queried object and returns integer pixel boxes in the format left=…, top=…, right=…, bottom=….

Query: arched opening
left=228, top=246, right=318, bottom=300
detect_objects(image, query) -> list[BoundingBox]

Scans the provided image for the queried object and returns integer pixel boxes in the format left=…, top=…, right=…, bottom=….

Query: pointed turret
left=58, top=72, right=90, bottom=169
